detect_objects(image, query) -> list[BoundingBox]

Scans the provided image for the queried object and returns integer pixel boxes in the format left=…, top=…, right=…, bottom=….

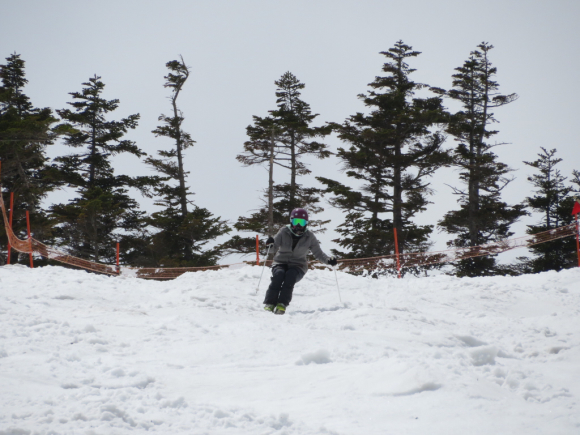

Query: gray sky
left=2, top=0, right=579, bottom=263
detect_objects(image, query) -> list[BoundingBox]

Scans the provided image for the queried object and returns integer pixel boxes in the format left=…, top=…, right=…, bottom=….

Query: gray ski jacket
left=270, top=225, right=330, bottom=274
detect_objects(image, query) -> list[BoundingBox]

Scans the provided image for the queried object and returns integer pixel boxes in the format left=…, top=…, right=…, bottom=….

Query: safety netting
left=1, top=190, right=578, bottom=279
left=334, top=224, right=577, bottom=275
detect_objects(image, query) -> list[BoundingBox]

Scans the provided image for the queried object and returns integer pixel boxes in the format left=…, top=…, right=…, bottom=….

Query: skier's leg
left=277, top=267, right=305, bottom=307
left=263, top=265, right=288, bottom=305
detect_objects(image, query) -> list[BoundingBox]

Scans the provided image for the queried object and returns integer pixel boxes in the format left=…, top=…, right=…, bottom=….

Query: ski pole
left=334, top=266, right=342, bottom=303
left=255, top=245, right=272, bottom=295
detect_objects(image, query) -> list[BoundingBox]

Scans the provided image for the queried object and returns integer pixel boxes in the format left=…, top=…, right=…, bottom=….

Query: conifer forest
left=1, top=42, right=579, bottom=277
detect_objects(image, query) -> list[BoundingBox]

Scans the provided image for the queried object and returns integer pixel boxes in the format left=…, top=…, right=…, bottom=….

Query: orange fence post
left=572, top=200, right=580, bottom=268
left=575, top=214, right=580, bottom=268
left=7, top=192, right=14, bottom=265
left=26, top=210, right=33, bottom=268
left=116, top=242, right=120, bottom=273
left=394, top=227, right=401, bottom=279
left=256, top=235, right=260, bottom=266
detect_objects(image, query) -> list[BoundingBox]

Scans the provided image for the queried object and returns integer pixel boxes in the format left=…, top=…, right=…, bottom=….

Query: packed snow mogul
left=263, top=208, right=338, bottom=315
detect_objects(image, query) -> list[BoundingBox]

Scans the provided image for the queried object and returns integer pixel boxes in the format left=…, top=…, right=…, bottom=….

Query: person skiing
left=263, top=208, right=338, bottom=315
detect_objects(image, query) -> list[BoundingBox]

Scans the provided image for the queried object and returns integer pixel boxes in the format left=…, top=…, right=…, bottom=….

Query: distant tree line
left=1, top=42, right=578, bottom=276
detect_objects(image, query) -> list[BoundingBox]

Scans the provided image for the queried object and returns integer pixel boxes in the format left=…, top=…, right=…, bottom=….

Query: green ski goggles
left=291, top=218, right=308, bottom=227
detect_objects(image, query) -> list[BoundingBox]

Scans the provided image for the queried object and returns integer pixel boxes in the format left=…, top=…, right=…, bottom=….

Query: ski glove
left=328, top=257, right=338, bottom=266
left=266, top=236, right=275, bottom=247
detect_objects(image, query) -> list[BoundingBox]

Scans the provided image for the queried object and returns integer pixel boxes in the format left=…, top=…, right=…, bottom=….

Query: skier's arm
left=270, top=229, right=284, bottom=256
left=309, top=235, right=330, bottom=265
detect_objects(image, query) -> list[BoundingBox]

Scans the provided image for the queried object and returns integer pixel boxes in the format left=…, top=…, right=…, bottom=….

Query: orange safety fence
left=1, top=189, right=578, bottom=279
left=333, top=223, right=577, bottom=275
left=1, top=190, right=232, bottom=278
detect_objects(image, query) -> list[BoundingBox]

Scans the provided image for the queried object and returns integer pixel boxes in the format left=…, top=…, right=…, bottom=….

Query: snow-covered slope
left=0, top=264, right=579, bottom=434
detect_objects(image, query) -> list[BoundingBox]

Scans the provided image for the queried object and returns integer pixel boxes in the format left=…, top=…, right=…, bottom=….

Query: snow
left=0, top=264, right=579, bottom=434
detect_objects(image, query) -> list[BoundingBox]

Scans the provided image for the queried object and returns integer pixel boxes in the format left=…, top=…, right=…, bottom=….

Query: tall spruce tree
left=227, top=72, right=331, bottom=255
left=145, top=57, right=230, bottom=267
left=50, top=75, right=150, bottom=263
left=438, top=42, right=526, bottom=277
left=317, top=41, right=449, bottom=261
left=519, top=148, right=578, bottom=272
left=0, top=53, right=59, bottom=265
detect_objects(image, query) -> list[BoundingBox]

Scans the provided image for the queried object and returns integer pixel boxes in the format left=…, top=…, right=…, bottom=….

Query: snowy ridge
left=0, top=265, right=579, bottom=434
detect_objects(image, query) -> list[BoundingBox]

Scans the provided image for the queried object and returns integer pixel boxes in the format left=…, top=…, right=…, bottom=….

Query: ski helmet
left=290, top=208, right=308, bottom=221
left=290, top=208, right=309, bottom=235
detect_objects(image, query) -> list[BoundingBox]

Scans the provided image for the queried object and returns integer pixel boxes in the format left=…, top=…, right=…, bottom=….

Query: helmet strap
left=288, top=224, right=306, bottom=237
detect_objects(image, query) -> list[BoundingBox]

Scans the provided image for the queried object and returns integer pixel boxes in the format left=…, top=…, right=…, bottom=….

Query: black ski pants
left=263, top=264, right=305, bottom=307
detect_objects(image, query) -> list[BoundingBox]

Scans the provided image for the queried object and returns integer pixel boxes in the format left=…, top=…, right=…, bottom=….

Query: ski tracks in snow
left=0, top=265, right=579, bottom=434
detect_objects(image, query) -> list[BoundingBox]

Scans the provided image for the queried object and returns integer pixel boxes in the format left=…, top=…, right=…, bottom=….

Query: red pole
left=26, top=210, right=33, bottom=268
left=394, top=227, right=401, bottom=279
left=7, top=192, right=14, bottom=265
left=256, top=235, right=260, bottom=266
left=576, top=213, right=580, bottom=267
left=116, top=242, right=120, bottom=273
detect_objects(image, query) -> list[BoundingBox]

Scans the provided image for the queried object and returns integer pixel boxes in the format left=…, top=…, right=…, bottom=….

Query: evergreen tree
left=520, top=148, right=578, bottom=272
left=0, top=53, right=59, bottom=265
left=228, top=72, right=331, bottom=255
left=145, top=57, right=230, bottom=267
left=317, top=41, right=449, bottom=261
left=269, top=72, right=332, bottom=209
left=50, top=75, right=150, bottom=263
left=573, top=170, right=580, bottom=195
left=438, top=42, right=526, bottom=277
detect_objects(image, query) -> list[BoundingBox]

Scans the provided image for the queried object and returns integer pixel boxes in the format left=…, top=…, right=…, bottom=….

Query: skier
left=263, top=208, right=338, bottom=315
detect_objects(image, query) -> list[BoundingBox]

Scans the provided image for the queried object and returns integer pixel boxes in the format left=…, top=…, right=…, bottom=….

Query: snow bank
left=0, top=264, right=579, bottom=434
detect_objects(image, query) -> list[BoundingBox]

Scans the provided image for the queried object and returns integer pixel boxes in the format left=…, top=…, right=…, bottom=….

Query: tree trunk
left=468, top=161, right=479, bottom=247
left=173, top=96, right=188, bottom=217
left=289, top=130, right=297, bottom=210
left=393, top=153, right=403, bottom=254
left=468, top=118, right=478, bottom=247
left=89, top=121, right=96, bottom=186
left=392, top=59, right=405, bottom=254
left=268, top=129, right=275, bottom=236
left=546, top=166, right=552, bottom=229
left=468, top=55, right=491, bottom=248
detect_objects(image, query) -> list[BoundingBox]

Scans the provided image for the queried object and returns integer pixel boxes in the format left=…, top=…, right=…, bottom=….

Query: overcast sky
left=2, top=0, right=579, bottom=263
